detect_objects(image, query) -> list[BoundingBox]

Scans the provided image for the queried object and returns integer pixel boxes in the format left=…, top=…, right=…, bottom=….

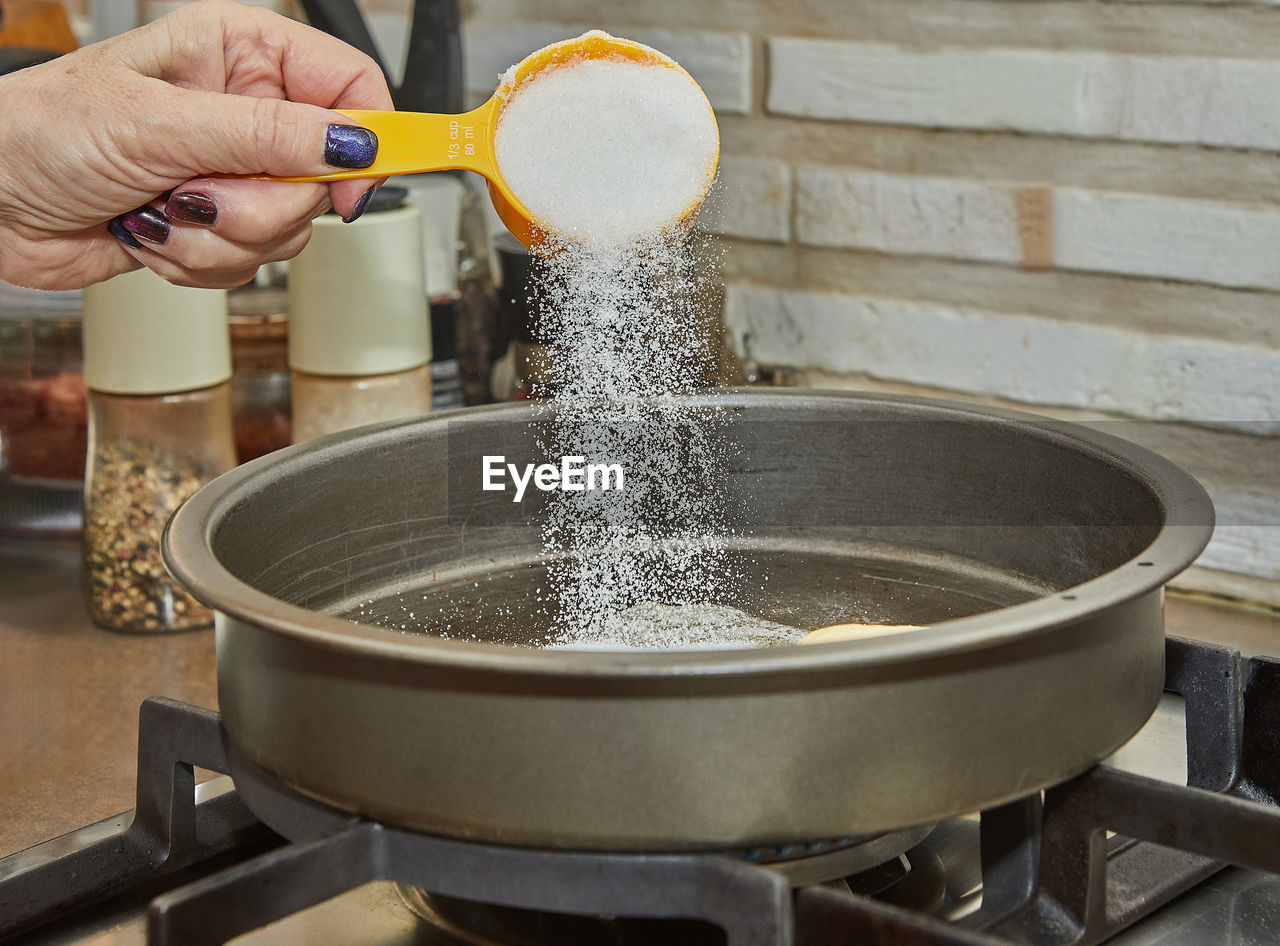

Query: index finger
left=140, top=1, right=394, bottom=112
left=225, top=6, right=395, bottom=111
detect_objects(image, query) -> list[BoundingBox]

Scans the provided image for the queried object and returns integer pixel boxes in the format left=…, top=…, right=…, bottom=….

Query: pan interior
left=199, top=393, right=1181, bottom=654
left=331, top=540, right=1052, bottom=648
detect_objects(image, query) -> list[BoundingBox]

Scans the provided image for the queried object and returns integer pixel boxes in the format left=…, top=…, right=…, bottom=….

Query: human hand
left=0, top=0, right=394, bottom=290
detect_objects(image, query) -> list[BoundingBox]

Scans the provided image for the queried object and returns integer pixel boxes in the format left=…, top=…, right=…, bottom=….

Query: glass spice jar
left=0, top=285, right=87, bottom=482
left=81, top=270, right=235, bottom=633
left=83, top=386, right=235, bottom=631
left=0, top=284, right=87, bottom=536
left=291, top=366, right=432, bottom=442
left=228, top=286, right=291, bottom=462
left=289, top=187, right=432, bottom=442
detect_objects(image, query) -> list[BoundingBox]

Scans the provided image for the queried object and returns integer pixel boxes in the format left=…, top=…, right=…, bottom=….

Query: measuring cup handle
left=266, top=105, right=499, bottom=183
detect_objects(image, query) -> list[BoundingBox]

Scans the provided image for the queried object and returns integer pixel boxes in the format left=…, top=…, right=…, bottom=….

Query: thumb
left=162, top=90, right=379, bottom=180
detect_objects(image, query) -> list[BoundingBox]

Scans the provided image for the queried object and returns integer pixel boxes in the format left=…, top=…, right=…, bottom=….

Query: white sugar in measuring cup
left=270, top=31, right=720, bottom=251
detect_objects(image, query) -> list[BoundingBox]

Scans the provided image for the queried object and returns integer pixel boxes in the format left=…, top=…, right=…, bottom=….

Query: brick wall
left=372, top=0, right=1280, bottom=600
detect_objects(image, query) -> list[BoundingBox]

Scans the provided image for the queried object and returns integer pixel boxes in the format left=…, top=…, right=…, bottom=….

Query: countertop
left=0, top=538, right=215, bottom=858
left=2, top=535, right=1279, bottom=865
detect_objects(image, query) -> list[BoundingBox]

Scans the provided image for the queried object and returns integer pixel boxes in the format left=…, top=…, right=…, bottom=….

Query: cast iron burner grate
left=1, top=636, right=1279, bottom=946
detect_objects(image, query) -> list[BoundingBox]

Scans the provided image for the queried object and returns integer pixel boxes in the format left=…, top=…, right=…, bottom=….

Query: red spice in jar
left=0, top=371, right=87, bottom=480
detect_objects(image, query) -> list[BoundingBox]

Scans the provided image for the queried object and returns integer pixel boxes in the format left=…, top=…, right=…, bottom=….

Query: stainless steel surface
left=13, top=858, right=426, bottom=946
left=1111, top=868, right=1280, bottom=945
left=164, top=390, right=1214, bottom=849
left=49, top=883, right=425, bottom=943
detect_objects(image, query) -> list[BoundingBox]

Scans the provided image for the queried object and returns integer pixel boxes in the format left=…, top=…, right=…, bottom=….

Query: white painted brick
left=701, top=157, right=792, bottom=242
left=724, top=285, right=1280, bottom=428
left=769, top=38, right=1280, bottom=151
left=793, top=166, right=1280, bottom=292
left=769, top=40, right=1108, bottom=137
left=1107, top=57, right=1280, bottom=150
left=463, top=22, right=563, bottom=97
left=1199, top=529, right=1280, bottom=583
left=1196, top=492, right=1280, bottom=582
left=795, top=168, right=1021, bottom=266
left=1054, top=188, right=1280, bottom=291
left=464, top=22, right=752, bottom=114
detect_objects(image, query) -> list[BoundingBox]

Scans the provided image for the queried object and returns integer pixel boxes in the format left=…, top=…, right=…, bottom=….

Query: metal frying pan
left=164, top=390, right=1213, bottom=850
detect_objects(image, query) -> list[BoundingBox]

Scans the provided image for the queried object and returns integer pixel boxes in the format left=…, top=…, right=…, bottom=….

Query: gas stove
left=2, top=634, right=1279, bottom=946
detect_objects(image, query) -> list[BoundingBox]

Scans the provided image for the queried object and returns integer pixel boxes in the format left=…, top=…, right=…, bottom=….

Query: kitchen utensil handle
left=400, top=0, right=463, bottom=113
left=295, top=0, right=386, bottom=73
left=270, top=106, right=498, bottom=183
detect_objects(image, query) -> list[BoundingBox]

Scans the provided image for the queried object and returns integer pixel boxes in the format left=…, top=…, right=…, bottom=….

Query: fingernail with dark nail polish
left=325, top=124, right=378, bottom=169
left=166, top=192, right=218, bottom=226
left=342, top=185, right=377, bottom=224
left=120, top=206, right=171, bottom=245
left=108, top=216, right=144, bottom=249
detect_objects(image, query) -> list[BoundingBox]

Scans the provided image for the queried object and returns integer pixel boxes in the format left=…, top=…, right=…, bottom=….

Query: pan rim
left=163, top=389, right=1214, bottom=679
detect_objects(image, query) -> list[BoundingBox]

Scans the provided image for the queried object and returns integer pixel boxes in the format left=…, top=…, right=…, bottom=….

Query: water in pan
left=336, top=545, right=1050, bottom=650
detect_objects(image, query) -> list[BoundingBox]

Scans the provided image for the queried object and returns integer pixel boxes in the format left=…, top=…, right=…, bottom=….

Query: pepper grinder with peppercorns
left=81, top=269, right=236, bottom=633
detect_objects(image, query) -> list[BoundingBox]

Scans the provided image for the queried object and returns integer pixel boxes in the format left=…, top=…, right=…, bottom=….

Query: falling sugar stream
left=530, top=232, right=739, bottom=645
left=344, top=39, right=796, bottom=648
left=491, top=44, right=735, bottom=647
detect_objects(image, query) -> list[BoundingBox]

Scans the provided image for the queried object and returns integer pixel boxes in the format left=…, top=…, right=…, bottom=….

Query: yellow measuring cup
left=278, top=31, right=720, bottom=251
